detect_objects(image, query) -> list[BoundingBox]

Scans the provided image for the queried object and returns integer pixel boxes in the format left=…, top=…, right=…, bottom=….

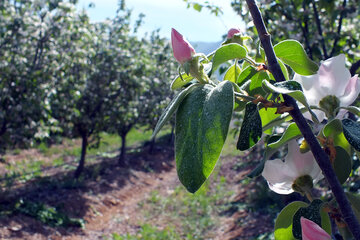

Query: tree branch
left=311, top=0, right=328, bottom=59
left=330, top=0, right=347, bottom=57
left=301, top=1, right=313, bottom=60
left=245, top=0, right=360, bottom=238
left=350, top=59, right=360, bottom=76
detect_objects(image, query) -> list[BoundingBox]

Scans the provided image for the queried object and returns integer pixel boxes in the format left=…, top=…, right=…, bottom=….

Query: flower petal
left=301, top=217, right=331, bottom=240
left=285, top=140, right=320, bottom=177
left=338, top=75, right=360, bottom=107
left=317, top=54, right=350, bottom=97
left=171, top=28, right=196, bottom=64
left=293, top=73, right=323, bottom=106
left=262, top=158, right=298, bottom=195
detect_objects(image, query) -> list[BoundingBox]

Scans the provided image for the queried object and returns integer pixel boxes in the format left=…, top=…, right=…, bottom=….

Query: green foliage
left=237, top=103, right=262, bottom=151
left=342, top=119, right=360, bottom=151
left=111, top=225, right=181, bottom=240
left=131, top=170, right=233, bottom=240
left=333, top=146, right=352, bottom=184
left=274, top=201, right=331, bottom=240
left=267, top=123, right=301, bottom=150
left=211, top=44, right=247, bottom=73
left=15, top=199, right=84, bottom=228
left=175, top=81, right=234, bottom=193
left=274, top=40, right=319, bottom=75
left=152, top=84, right=200, bottom=139
left=231, top=0, right=360, bottom=69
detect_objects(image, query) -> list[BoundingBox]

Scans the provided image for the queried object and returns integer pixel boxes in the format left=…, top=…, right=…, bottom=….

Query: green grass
left=14, top=199, right=84, bottom=228
left=110, top=225, right=181, bottom=240
left=34, top=126, right=171, bottom=160
left=113, top=164, right=233, bottom=240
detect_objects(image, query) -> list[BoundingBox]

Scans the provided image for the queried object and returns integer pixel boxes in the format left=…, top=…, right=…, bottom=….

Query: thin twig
left=330, top=0, right=347, bottom=57
left=312, top=0, right=328, bottom=59
left=245, top=0, right=360, bottom=238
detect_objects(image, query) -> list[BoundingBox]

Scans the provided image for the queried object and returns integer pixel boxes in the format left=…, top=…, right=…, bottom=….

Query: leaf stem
left=245, top=0, right=360, bottom=238
left=234, top=92, right=256, bottom=102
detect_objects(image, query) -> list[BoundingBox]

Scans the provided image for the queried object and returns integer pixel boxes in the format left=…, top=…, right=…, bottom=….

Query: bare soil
left=0, top=143, right=275, bottom=240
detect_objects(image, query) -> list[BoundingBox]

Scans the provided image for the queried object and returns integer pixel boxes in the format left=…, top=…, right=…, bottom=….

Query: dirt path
left=0, top=145, right=275, bottom=240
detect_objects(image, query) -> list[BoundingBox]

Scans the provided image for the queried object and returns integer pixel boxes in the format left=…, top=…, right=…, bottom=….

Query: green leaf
left=262, top=80, right=319, bottom=123
left=212, top=43, right=247, bottom=72
left=237, top=65, right=257, bottom=86
left=237, top=66, right=269, bottom=96
left=193, top=3, right=203, bottom=11
left=259, top=107, right=278, bottom=135
left=322, top=119, right=351, bottom=154
left=152, top=84, right=200, bottom=139
left=292, top=199, right=331, bottom=239
left=275, top=201, right=308, bottom=240
left=345, top=192, right=360, bottom=222
left=175, top=81, right=234, bottom=193
left=171, top=73, right=194, bottom=90
left=277, top=58, right=290, bottom=80
left=249, top=71, right=269, bottom=96
left=268, top=123, right=301, bottom=149
left=339, top=106, right=360, bottom=116
left=274, top=40, right=319, bottom=75
left=237, top=103, right=262, bottom=151
left=333, top=146, right=352, bottom=184
left=224, top=63, right=241, bottom=83
left=342, top=119, right=360, bottom=151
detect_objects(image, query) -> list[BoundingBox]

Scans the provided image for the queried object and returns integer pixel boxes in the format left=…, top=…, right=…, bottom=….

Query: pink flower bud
left=171, top=28, right=196, bottom=64
left=227, top=28, right=241, bottom=39
left=301, top=217, right=331, bottom=240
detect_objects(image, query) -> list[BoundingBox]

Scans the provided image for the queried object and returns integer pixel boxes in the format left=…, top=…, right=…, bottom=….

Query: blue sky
left=76, top=0, right=244, bottom=42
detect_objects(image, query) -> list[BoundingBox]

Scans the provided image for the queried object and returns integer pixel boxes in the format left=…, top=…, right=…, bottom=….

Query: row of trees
left=0, top=0, right=177, bottom=177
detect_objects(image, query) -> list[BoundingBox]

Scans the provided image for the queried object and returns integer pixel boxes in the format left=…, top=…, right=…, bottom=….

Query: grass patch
left=14, top=199, right=84, bottom=228
left=115, top=164, right=233, bottom=239
left=110, top=224, right=181, bottom=240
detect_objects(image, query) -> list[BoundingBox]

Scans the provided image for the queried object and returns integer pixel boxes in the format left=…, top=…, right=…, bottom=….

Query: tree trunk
left=119, top=133, right=126, bottom=166
left=148, top=138, right=156, bottom=154
left=74, top=133, right=88, bottom=178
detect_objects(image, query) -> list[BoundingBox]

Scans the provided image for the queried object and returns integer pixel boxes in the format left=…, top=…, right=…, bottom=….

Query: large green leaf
left=237, top=65, right=257, bottom=86
left=275, top=201, right=331, bottom=240
left=259, top=107, right=278, bottom=135
left=224, top=63, right=241, bottom=83
left=322, top=119, right=351, bottom=154
left=275, top=201, right=308, bottom=240
left=237, top=103, right=262, bottom=151
left=237, top=65, right=269, bottom=96
left=152, top=84, right=200, bottom=139
left=175, top=81, right=234, bottom=193
left=262, top=80, right=319, bottom=123
left=212, top=43, right=247, bottom=72
left=171, top=73, right=194, bottom=90
left=332, top=146, right=352, bottom=184
left=268, top=123, right=301, bottom=150
left=292, top=199, right=331, bottom=239
left=342, top=119, right=360, bottom=151
left=274, top=40, right=319, bottom=75
left=277, top=58, right=290, bottom=80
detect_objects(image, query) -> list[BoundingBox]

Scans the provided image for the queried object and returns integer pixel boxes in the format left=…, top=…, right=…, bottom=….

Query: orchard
left=1, top=0, right=360, bottom=239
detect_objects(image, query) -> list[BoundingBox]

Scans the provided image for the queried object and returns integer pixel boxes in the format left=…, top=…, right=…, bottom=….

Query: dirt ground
left=0, top=144, right=275, bottom=240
